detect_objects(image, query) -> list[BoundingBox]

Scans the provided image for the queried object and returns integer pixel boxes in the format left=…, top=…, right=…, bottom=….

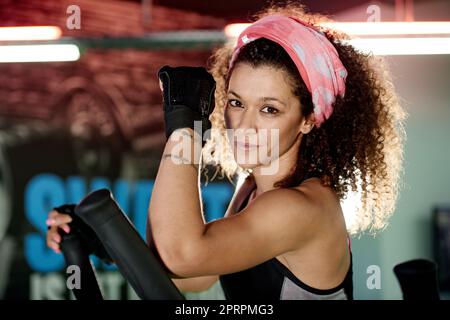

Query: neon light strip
left=0, top=26, right=62, bottom=41
left=0, top=44, right=80, bottom=63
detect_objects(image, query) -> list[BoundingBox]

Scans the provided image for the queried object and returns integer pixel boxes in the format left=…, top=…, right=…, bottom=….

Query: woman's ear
left=300, top=114, right=315, bottom=135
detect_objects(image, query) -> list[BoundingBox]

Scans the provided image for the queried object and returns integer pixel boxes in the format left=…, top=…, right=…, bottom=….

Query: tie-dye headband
left=228, top=15, right=347, bottom=128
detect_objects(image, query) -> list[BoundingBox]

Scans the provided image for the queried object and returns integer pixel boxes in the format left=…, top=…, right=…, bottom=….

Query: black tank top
left=219, top=173, right=354, bottom=300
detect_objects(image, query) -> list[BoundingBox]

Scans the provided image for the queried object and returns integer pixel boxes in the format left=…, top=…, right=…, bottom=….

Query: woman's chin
left=234, top=157, right=279, bottom=172
left=234, top=161, right=259, bottom=170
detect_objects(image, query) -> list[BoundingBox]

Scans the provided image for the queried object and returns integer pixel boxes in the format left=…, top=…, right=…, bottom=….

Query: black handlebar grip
left=59, top=229, right=103, bottom=300
left=394, top=259, right=440, bottom=300
left=74, top=189, right=184, bottom=300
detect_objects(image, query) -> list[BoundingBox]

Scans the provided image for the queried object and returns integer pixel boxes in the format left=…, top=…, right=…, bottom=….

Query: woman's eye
left=261, top=106, right=279, bottom=114
left=227, top=99, right=242, bottom=108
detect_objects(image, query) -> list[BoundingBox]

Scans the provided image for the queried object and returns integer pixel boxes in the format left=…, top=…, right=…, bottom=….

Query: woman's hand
left=46, top=210, right=72, bottom=253
left=157, top=65, right=216, bottom=145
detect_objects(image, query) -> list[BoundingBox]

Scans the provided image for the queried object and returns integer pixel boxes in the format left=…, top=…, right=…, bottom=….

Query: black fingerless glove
left=54, top=204, right=113, bottom=264
left=157, top=65, right=216, bottom=145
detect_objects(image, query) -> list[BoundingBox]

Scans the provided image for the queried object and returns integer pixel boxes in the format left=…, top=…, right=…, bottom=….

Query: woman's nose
left=237, top=108, right=257, bottom=131
left=234, top=109, right=259, bottom=143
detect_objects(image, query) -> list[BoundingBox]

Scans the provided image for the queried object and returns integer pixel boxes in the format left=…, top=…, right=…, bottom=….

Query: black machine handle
left=59, top=229, right=103, bottom=300
left=394, top=259, right=440, bottom=300
left=73, top=188, right=184, bottom=300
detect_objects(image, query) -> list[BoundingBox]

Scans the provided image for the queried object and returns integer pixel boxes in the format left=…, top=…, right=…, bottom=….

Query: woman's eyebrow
left=261, top=97, right=287, bottom=106
left=228, top=90, right=287, bottom=106
left=228, top=90, right=242, bottom=98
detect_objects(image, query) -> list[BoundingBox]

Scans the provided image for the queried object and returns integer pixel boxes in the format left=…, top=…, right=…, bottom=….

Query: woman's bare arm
left=146, top=213, right=218, bottom=292
left=150, top=150, right=330, bottom=278
left=172, top=275, right=219, bottom=293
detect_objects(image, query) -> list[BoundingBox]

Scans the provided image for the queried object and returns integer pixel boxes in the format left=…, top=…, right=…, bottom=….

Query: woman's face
left=225, top=62, right=307, bottom=170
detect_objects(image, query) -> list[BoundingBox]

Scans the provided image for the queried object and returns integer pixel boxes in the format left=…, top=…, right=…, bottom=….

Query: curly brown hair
left=202, top=2, right=407, bottom=235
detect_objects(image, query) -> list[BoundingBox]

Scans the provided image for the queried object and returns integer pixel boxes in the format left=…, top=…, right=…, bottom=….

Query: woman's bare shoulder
left=293, top=176, right=344, bottom=230
left=295, top=177, right=339, bottom=204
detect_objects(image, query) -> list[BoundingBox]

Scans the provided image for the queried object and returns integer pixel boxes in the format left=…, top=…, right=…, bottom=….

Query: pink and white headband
left=228, top=15, right=347, bottom=128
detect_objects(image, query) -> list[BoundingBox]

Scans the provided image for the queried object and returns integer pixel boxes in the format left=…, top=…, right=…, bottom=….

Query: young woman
left=47, top=4, right=406, bottom=300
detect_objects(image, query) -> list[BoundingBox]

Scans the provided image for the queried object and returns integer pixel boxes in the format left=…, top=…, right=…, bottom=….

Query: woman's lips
left=234, top=141, right=258, bottom=149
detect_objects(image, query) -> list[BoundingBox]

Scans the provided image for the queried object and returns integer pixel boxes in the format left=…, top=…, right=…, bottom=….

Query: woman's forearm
left=148, top=129, right=206, bottom=266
